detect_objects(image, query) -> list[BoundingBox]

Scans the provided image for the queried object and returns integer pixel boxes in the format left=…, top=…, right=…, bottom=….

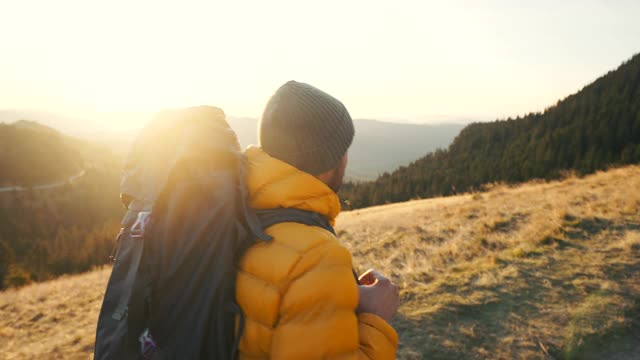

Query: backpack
left=93, top=106, right=339, bottom=360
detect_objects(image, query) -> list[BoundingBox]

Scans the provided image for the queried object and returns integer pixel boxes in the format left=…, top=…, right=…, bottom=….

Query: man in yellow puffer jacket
left=235, top=81, right=400, bottom=359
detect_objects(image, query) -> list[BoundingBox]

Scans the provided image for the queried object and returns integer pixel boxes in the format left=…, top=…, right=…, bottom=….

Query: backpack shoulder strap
left=255, top=208, right=336, bottom=235
left=254, top=208, right=360, bottom=285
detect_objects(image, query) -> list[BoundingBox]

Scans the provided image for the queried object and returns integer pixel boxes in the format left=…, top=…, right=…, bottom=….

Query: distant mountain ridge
left=341, top=53, right=640, bottom=208
left=12, top=120, right=60, bottom=134
left=0, top=120, right=121, bottom=187
left=0, top=110, right=82, bottom=135
left=0, top=110, right=466, bottom=180
left=227, top=117, right=465, bottom=180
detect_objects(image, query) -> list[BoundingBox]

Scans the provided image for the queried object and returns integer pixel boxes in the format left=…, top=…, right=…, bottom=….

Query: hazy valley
left=0, top=111, right=465, bottom=181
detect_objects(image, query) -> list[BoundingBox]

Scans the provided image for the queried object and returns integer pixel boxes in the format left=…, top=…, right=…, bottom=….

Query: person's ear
left=315, top=152, right=348, bottom=189
left=315, top=167, right=336, bottom=185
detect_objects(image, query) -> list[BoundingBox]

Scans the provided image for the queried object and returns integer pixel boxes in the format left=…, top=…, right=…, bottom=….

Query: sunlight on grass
left=1, top=166, right=639, bottom=359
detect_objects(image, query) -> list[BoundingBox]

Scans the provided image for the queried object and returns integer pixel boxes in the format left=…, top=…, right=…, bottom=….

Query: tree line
left=0, top=167, right=123, bottom=289
left=340, top=53, right=640, bottom=209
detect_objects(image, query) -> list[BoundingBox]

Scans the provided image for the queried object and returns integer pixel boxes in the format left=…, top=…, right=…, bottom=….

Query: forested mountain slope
left=0, top=122, right=123, bottom=289
left=340, top=54, right=640, bottom=208
left=0, top=121, right=83, bottom=186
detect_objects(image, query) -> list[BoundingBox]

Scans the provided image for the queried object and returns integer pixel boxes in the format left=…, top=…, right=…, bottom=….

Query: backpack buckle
left=139, top=328, right=157, bottom=358
left=131, top=212, right=151, bottom=239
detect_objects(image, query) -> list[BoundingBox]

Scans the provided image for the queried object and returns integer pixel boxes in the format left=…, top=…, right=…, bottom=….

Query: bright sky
left=1, top=0, right=639, bottom=127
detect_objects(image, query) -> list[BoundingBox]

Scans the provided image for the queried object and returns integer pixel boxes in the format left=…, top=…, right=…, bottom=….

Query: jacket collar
left=245, top=146, right=341, bottom=225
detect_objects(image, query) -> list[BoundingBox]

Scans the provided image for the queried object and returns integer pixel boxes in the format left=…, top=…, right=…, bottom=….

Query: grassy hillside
left=339, top=166, right=640, bottom=359
left=1, top=166, right=639, bottom=359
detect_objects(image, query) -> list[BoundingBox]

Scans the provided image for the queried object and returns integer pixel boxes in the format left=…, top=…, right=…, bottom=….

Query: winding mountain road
left=0, top=169, right=86, bottom=193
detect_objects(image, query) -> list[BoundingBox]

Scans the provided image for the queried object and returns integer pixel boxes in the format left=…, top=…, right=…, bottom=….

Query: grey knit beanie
left=259, top=81, right=355, bottom=175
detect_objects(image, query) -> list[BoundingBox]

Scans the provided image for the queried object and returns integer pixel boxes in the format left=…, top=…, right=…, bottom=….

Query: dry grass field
left=1, top=166, right=639, bottom=359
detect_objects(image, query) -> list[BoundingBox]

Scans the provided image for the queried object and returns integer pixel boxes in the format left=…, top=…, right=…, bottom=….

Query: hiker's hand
left=357, top=269, right=400, bottom=323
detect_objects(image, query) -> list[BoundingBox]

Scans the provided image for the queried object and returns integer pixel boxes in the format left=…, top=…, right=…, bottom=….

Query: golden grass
left=0, top=268, right=110, bottom=360
left=2, top=165, right=640, bottom=359
left=336, top=166, right=640, bottom=359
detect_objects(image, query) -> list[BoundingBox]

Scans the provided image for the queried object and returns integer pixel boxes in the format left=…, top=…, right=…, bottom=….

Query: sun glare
left=1, top=0, right=639, bottom=124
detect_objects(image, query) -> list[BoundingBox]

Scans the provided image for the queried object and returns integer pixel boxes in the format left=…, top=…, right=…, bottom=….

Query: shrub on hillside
left=3, top=264, right=31, bottom=288
left=0, top=239, right=15, bottom=288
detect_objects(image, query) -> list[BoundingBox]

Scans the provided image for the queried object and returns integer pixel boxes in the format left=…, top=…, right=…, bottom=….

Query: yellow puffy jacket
left=236, top=147, right=398, bottom=359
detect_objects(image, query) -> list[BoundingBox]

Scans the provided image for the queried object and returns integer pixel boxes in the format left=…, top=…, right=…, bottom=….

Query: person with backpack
left=236, top=81, right=399, bottom=359
left=94, top=82, right=398, bottom=359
